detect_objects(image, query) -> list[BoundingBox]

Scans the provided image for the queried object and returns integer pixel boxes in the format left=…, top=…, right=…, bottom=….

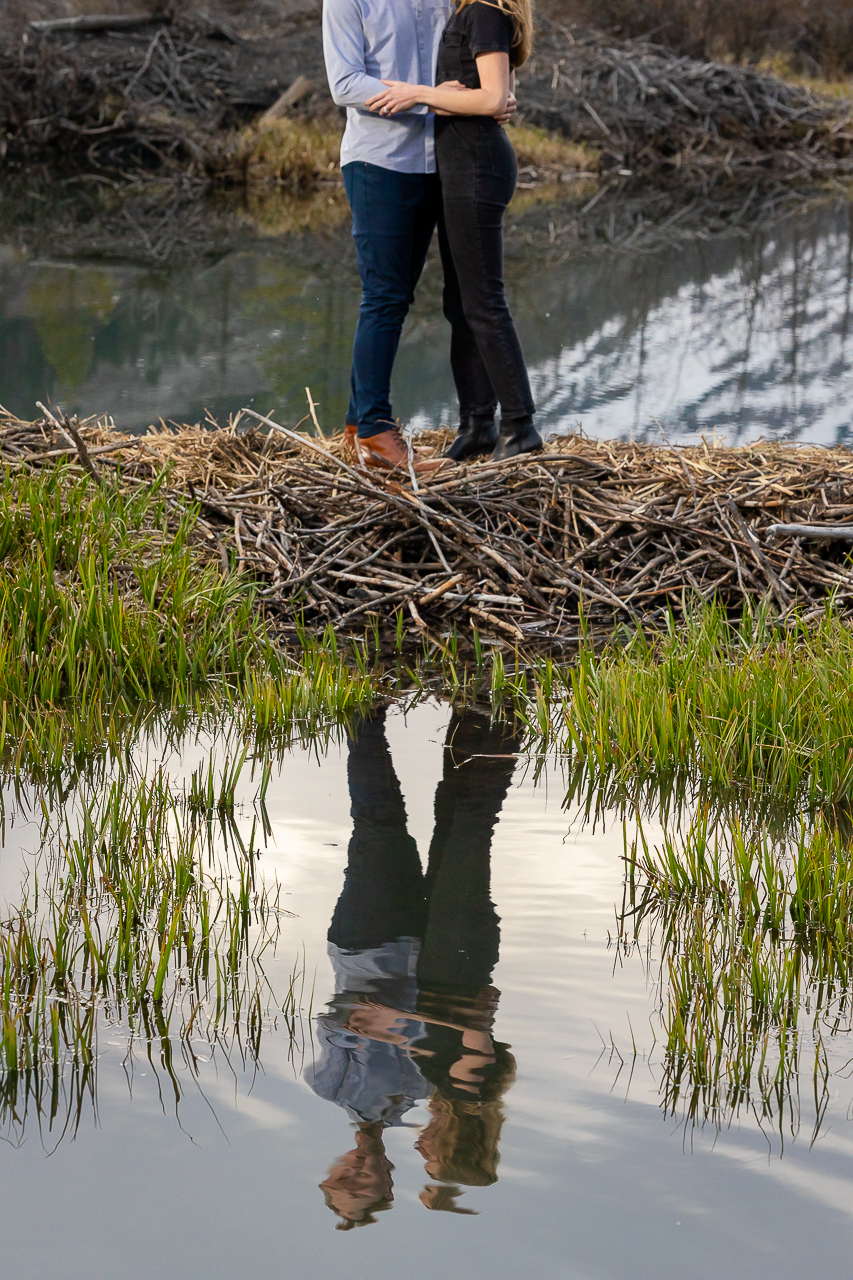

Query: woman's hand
left=365, top=80, right=427, bottom=115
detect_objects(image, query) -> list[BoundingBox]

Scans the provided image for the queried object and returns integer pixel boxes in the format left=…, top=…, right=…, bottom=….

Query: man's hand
left=366, top=79, right=425, bottom=115
left=495, top=88, right=517, bottom=125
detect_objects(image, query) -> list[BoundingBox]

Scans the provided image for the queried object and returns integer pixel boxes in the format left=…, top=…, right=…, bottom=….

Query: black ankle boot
left=445, top=414, right=498, bottom=461
left=490, top=416, right=544, bottom=462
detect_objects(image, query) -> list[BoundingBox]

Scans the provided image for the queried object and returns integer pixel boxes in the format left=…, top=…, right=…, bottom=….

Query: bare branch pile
left=3, top=11, right=852, bottom=184
left=519, top=20, right=853, bottom=175
left=0, top=14, right=326, bottom=174
left=3, top=408, right=853, bottom=650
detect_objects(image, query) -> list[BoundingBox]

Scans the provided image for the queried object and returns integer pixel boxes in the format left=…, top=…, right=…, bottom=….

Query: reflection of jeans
left=342, top=162, right=441, bottom=438
left=328, top=709, right=519, bottom=996
left=329, top=710, right=426, bottom=950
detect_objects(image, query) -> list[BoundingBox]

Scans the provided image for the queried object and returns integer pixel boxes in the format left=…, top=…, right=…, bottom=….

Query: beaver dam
left=2, top=10, right=852, bottom=188
left=6, top=406, right=853, bottom=649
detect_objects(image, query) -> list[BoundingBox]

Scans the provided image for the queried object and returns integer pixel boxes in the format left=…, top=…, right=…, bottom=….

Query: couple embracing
left=323, top=0, right=543, bottom=475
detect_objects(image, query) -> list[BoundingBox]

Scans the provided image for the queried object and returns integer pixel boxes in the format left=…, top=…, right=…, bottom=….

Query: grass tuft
left=517, top=601, right=853, bottom=815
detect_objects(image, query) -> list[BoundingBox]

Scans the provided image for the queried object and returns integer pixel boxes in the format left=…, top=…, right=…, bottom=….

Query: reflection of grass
left=620, top=810, right=853, bottom=1139
left=27, top=269, right=118, bottom=388
left=508, top=123, right=599, bottom=211
left=510, top=176, right=598, bottom=213
left=234, top=256, right=357, bottom=429
left=239, top=185, right=350, bottom=236
left=0, top=755, right=305, bottom=1147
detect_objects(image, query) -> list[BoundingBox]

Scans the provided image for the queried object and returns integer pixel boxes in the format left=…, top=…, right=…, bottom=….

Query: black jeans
left=342, top=162, right=440, bottom=438
left=435, top=119, right=535, bottom=422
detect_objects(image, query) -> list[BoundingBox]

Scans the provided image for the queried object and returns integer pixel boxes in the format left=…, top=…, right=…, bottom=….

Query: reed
left=0, top=760, right=306, bottom=1147
left=620, top=809, right=853, bottom=1139
left=0, top=461, right=377, bottom=778
left=517, top=602, right=853, bottom=815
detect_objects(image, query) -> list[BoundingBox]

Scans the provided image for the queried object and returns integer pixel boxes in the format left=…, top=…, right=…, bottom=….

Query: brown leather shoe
left=346, top=420, right=434, bottom=458
left=355, top=425, right=447, bottom=476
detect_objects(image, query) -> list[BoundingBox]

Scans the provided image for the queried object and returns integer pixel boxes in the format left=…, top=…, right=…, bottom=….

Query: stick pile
left=0, top=14, right=326, bottom=175
left=520, top=20, right=853, bottom=175
left=3, top=12, right=852, bottom=184
left=4, top=408, right=853, bottom=649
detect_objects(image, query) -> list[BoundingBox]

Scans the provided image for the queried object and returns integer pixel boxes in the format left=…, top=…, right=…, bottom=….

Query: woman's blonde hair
left=456, top=0, right=534, bottom=67
left=422, top=1094, right=507, bottom=1186
left=419, top=1041, right=517, bottom=1186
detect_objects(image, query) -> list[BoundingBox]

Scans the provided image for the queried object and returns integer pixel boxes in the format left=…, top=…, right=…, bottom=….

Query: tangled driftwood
left=0, top=13, right=325, bottom=174
left=4, top=407, right=853, bottom=649
left=3, top=11, right=852, bottom=183
left=520, top=21, right=853, bottom=175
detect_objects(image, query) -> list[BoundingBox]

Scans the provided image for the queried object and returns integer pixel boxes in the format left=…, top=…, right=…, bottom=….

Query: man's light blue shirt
left=323, top=0, right=452, bottom=174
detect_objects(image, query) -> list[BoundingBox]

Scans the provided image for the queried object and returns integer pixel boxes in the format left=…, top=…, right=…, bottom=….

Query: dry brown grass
left=219, top=114, right=343, bottom=190
left=507, top=122, right=598, bottom=177
left=214, top=116, right=597, bottom=204
left=757, top=55, right=853, bottom=100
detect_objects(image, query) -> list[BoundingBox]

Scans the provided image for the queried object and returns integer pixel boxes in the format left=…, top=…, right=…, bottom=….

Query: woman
left=366, top=0, right=543, bottom=462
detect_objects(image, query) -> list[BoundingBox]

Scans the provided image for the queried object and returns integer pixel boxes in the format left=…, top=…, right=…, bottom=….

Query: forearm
left=422, top=83, right=507, bottom=115
left=330, top=69, right=389, bottom=107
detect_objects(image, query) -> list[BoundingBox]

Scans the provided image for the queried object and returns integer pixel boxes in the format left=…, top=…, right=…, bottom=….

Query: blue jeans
left=342, top=161, right=440, bottom=438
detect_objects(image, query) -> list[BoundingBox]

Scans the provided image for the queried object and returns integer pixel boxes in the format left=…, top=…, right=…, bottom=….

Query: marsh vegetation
left=3, top=431, right=853, bottom=1154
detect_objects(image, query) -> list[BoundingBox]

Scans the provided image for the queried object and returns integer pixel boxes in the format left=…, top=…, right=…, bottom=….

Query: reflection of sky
left=2, top=200, right=853, bottom=445
left=3, top=703, right=853, bottom=1278
left=523, top=222, right=853, bottom=446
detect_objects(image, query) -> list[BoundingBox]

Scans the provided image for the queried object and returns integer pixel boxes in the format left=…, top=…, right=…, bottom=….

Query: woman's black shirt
left=435, top=1, right=516, bottom=94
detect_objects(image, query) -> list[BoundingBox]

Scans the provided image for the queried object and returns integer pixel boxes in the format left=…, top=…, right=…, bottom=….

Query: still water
left=3, top=197, right=853, bottom=444
left=2, top=701, right=853, bottom=1280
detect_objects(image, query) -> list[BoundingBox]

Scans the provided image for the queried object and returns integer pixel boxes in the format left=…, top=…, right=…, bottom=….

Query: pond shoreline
left=5, top=407, right=853, bottom=651
left=2, top=9, right=852, bottom=255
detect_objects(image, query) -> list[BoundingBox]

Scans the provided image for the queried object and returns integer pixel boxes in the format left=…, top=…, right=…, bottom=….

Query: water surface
left=3, top=198, right=853, bottom=444
left=2, top=702, right=853, bottom=1280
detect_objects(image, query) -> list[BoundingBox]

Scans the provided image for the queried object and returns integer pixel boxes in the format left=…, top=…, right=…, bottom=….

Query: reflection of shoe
left=355, top=425, right=447, bottom=476
left=490, top=416, right=544, bottom=462
left=445, top=414, right=498, bottom=461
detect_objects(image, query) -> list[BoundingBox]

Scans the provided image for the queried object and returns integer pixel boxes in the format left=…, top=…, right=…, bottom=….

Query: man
left=322, top=0, right=515, bottom=472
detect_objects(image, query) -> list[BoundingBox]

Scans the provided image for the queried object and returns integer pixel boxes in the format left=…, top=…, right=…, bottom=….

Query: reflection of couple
left=304, top=709, right=519, bottom=1228
left=323, top=0, right=544, bottom=471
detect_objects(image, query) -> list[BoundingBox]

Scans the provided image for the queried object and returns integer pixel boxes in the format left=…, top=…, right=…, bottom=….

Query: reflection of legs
left=417, top=712, right=520, bottom=996
left=328, top=710, right=426, bottom=951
